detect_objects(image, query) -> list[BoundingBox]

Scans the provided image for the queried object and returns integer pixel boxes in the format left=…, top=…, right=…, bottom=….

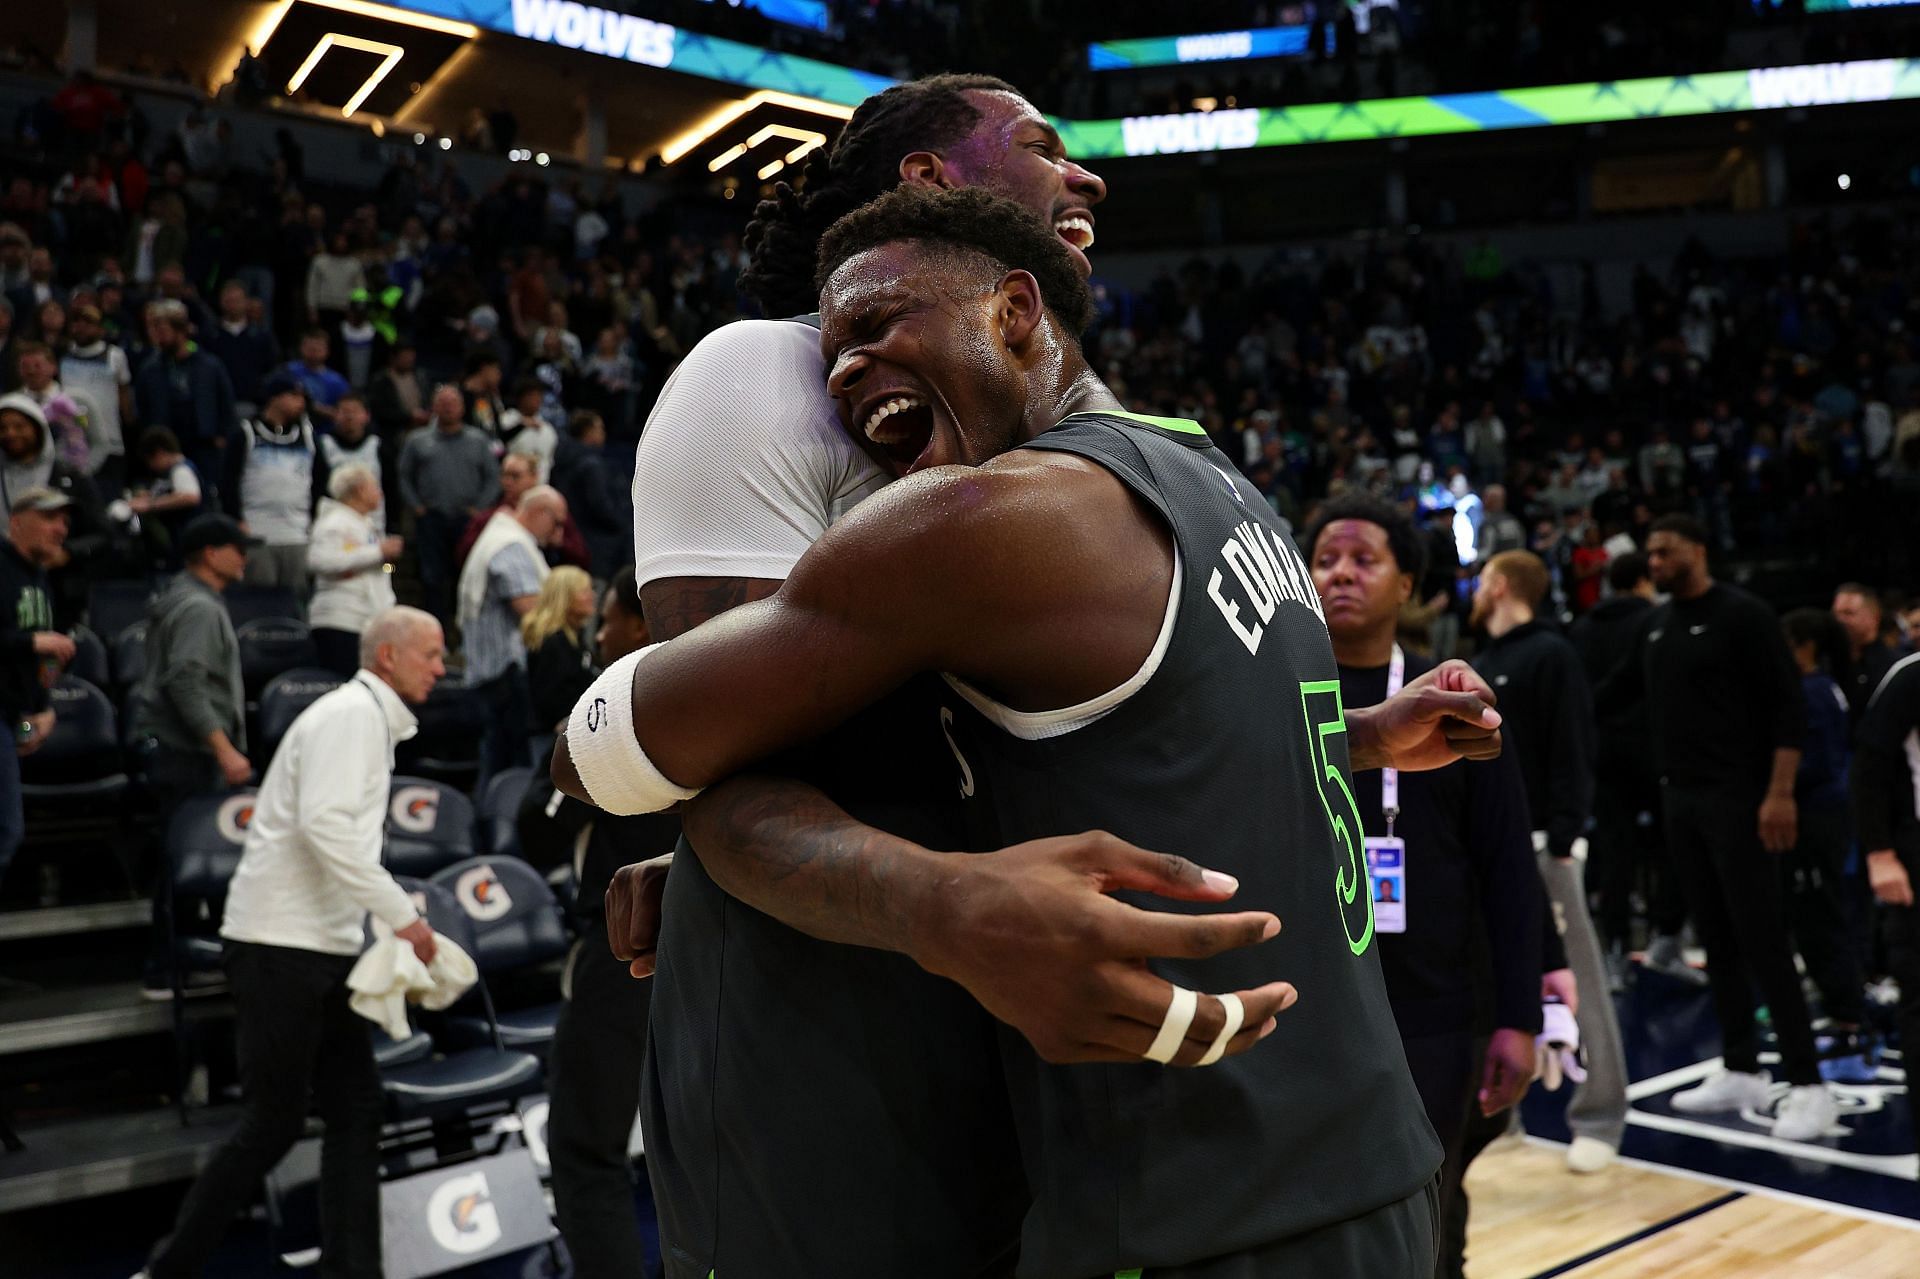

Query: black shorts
left=1106, top=1177, right=1440, bottom=1279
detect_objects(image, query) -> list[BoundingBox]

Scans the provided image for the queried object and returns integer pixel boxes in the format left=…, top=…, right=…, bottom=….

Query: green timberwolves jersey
left=943, top=412, right=1441, bottom=1276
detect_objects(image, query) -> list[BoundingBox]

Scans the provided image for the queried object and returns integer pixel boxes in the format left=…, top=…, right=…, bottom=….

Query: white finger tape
left=567, top=644, right=701, bottom=816
left=1143, top=985, right=1199, bottom=1064
left=1195, top=992, right=1245, bottom=1067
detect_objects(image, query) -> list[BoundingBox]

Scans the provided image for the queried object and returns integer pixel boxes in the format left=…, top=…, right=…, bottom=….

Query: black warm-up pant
left=1401, top=1030, right=1479, bottom=1279
left=1589, top=765, right=1684, bottom=949
left=1663, top=783, right=1820, bottom=1085
left=1883, top=880, right=1920, bottom=1160
left=549, top=922, right=656, bottom=1279
left=1787, top=803, right=1868, bottom=1027
left=147, top=943, right=383, bottom=1279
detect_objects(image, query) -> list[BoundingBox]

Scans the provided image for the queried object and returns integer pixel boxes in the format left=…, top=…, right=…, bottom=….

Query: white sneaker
left=1772, top=1084, right=1839, bottom=1141
left=1566, top=1135, right=1617, bottom=1174
left=1672, top=1068, right=1771, bottom=1115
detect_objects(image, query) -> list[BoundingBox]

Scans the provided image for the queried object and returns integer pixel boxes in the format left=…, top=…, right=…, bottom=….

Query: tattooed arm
left=637, top=576, right=782, bottom=641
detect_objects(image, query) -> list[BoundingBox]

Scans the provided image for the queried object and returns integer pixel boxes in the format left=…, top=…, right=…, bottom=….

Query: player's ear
left=997, top=270, right=1043, bottom=348
left=1396, top=572, right=1414, bottom=606
left=898, top=152, right=951, bottom=190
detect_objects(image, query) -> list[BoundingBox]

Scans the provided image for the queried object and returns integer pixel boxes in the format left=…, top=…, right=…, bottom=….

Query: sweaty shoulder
left=631, top=319, right=886, bottom=588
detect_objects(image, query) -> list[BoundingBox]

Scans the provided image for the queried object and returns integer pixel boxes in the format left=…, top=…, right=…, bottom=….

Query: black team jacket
left=1472, top=619, right=1597, bottom=859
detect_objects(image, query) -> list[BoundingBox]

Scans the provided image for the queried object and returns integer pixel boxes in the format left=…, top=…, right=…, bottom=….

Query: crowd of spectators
left=1084, top=211, right=1920, bottom=642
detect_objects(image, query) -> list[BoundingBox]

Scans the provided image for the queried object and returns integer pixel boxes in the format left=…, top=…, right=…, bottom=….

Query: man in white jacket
left=308, top=464, right=403, bottom=676
left=138, top=606, right=445, bottom=1279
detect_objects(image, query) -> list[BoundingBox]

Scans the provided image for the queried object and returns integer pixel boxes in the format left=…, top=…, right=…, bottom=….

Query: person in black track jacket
left=1471, top=549, right=1627, bottom=1175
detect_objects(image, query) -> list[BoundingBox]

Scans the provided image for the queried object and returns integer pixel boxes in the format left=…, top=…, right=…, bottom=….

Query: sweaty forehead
left=958, top=90, right=1047, bottom=147
left=1317, top=519, right=1392, bottom=556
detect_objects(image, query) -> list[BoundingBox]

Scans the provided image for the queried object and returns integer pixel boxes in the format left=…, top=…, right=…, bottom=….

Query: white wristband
left=566, top=644, right=700, bottom=816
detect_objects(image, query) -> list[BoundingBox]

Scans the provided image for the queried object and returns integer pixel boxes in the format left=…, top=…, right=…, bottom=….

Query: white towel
left=347, top=923, right=479, bottom=1041
left=456, top=508, right=547, bottom=630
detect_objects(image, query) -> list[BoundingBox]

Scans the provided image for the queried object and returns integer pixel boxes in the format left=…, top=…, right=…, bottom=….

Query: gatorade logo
left=216, top=794, right=256, bottom=843
left=390, top=785, right=441, bottom=834
left=426, top=1170, right=502, bottom=1255
left=455, top=863, right=513, bottom=922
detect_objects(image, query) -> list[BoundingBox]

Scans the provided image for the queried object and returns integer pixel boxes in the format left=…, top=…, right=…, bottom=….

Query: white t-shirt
left=631, top=319, right=885, bottom=586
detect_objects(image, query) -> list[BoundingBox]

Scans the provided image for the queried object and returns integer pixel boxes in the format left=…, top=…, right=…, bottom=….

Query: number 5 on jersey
left=1300, top=681, right=1374, bottom=957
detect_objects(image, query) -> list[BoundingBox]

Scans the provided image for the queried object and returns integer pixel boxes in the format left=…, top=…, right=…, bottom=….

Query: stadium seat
left=86, top=577, right=158, bottom=643
left=395, top=682, right=484, bottom=793
left=66, top=625, right=109, bottom=690
left=429, top=857, right=569, bottom=1058
left=162, top=789, right=259, bottom=1120
left=383, top=776, right=476, bottom=879
left=255, top=667, right=345, bottom=765
left=222, top=584, right=301, bottom=628
left=477, top=767, right=534, bottom=860
left=236, top=617, right=318, bottom=701
left=20, top=676, right=130, bottom=855
left=109, top=620, right=148, bottom=694
left=373, top=879, right=543, bottom=1123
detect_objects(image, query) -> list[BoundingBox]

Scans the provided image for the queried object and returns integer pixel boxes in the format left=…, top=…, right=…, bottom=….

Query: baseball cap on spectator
left=260, top=371, right=304, bottom=402
left=71, top=303, right=103, bottom=324
left=10, top=487, right=72, bottom=514
left=468, top=305, right=500, bottom=335
left=180, top=514, right=264, bottom=556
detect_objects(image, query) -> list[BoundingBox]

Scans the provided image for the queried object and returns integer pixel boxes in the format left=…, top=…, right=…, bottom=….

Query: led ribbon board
left=1805, top=0, right=1920, bottom=9
left=698, top=0, right=830, bottom=34
left=1088, top=26, right=1312, bottom=72
left=1050, top=58, right=1920, bottom=159
left=394, top=0, right=889, bottom=103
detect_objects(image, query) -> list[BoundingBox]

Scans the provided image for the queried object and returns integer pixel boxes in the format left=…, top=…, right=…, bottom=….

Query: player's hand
left=32, top=632, right=75, bottom=665
left=913, top=831, right=1298, bottom=1068
left=1867, top=850, right=1914, bottom=907
left=1357, top=660, right=1503, bottom=772
left=379, top=535, right=404, bottom=561
left=395, top=916, right=438, bottom=966
left=1542, top=966, right=1579, bottom=1018
left=606, top=852, right=676, bottom=978
left=1758, top=791, right=1797, bottom=854
left=1480, top=1026, right=1538, bottom=1116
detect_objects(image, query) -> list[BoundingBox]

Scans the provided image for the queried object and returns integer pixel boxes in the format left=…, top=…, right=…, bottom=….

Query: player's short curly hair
left=1302, top=492, right=1428, bottom=580
left=815, top=185, right=1094, bottom=332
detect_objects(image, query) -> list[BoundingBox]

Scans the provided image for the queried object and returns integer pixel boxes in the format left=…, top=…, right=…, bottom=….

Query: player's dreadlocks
left=738, top=73, right=1019, bottom=318
left=814, top=185, right=1093, bottom=332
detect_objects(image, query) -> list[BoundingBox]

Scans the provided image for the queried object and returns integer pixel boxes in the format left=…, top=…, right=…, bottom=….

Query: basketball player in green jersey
left=560, top=186, right=1509, bottom=1275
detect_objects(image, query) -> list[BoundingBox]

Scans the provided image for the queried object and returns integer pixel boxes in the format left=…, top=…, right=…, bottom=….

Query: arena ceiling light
left=254, top=0, right=480, bottom=45
left=286, top=33, right=408, bottom=117
left=706, top=123, right=826, bottom=176
left=660, top=90, right=852, bottom=167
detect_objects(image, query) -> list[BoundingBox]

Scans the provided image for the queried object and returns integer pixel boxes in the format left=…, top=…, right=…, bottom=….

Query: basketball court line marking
left=1522, top=1188, right=1746, bottom=1279
left=1618, top=1054, right=1917, bottom=1179
left=1521, top=1137, right=1920, bottom=1234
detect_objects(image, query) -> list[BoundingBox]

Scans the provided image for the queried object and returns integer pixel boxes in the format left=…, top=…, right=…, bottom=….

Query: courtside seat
left=67, top=625, right=109, bottom=690
left=477, top=767, right=533, bottom=861
left=110, top=620, right=147, bottom=695
left=429, top=857, right=569, bottom=1060
left=255, top=667, right=344, bottom=765
left=21, top=678, right=130, bottom=860
left=237, top=617, right=317, bottom=701
left=395, top=682, right=484, bottom=793
left=222, top=585, right=301, bottom=629
left=383, top=777, right=475, bottom=879
left=371, top=1026, right=434, bottom=1069
left=87, top=577, right=158, bottom=643
left=374, top=879, right=543, bottom=1124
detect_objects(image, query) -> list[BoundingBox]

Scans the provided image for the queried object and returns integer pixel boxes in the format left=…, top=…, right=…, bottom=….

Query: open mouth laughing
left=860, top=393, right=939, bottom=472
